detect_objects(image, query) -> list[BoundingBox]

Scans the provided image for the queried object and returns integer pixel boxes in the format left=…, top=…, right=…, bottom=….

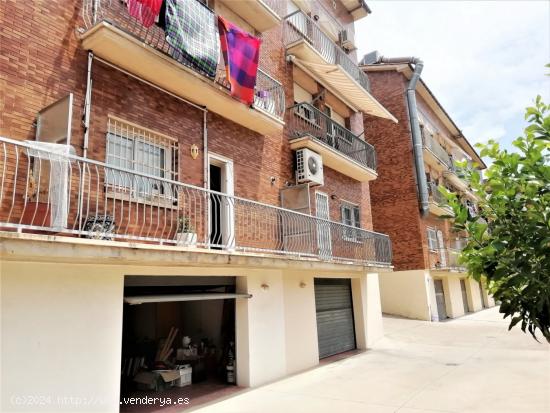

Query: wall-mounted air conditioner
left=296, top=148, right=324, bottom=186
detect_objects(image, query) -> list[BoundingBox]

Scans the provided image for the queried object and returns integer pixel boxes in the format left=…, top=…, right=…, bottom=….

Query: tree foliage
left=441, top=96, right=550, bottom=343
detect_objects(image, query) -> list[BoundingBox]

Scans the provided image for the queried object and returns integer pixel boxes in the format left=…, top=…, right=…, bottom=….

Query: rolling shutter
left=314, top=278, right=356, bottom=358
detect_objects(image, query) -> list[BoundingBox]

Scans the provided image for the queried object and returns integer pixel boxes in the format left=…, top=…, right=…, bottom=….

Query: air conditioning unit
left=339, top=30, right=354, bottom=50
left=296, top=148, right=324, bottom=186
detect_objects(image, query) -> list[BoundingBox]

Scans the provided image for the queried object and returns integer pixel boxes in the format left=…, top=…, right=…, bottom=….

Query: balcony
left=217, top=0, right=283, bottom=32
left=428, top=183, right=454, bottom=217
left=422, top=129, right=453, bottom=171
left=80, top=0, right=284, bottom=135
left=0, top=137, right=392, bottom=266
left=283, top=11, right=397, bottom=122
left=431, top=239, right=468, bottom=272
left=288, top=102, right=377, bottom=181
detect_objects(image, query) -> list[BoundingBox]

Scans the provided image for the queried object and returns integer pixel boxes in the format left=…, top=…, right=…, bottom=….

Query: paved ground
left=194, top=307, right=550, bottom=413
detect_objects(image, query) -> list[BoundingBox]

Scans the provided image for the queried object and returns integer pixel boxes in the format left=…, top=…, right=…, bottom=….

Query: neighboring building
left=0, top=1, right=394, bottom=411
left=360, top=52, right=495, bottom=322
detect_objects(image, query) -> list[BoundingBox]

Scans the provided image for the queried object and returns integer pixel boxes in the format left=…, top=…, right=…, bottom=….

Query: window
left=427, top=227, right=438, bottom=251
left=341, top=203, right=360, bottom=240
left=105, top=117, right=178, bottom=200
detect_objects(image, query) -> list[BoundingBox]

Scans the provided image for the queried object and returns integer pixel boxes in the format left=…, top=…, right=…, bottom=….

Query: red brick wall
left=0, top=0, right=373, bottom=236
left=363, top=70, right=426, bottom=270
left=364, top=69, right=466, bottom=270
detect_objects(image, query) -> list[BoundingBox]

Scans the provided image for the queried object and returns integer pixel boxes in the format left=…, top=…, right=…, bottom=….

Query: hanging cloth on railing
left=165, top=0, right=220, bottom=78
left=127, top=0, right=162, bottom=28
left=217, top=16, right=261, bottom=105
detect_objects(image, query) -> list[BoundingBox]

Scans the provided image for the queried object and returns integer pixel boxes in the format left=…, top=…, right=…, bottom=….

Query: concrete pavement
left=195, top=307, right=550, bottom=413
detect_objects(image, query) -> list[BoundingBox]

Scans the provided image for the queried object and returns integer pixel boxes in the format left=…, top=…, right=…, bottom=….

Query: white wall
left=443, top=276, right=466, bottom=318
left=235, top=271, right=287, bottom=387
left=352, top=273, right=384, bottom=348
left=378, top=270, right=431, bottom=320
left=283, top=272, right=318, bottom=375
left=1, top=261, right=124, bottom=412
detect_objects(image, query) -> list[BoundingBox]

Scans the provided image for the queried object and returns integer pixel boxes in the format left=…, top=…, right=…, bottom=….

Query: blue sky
left=355, top=0, right=550, bottom=154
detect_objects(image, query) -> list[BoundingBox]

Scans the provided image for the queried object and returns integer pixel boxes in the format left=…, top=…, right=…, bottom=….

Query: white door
left=437, top=230, right=446, bottom=267
left=208, top=154, right=235, bottom=250
left=315, top=192, right=332, bottom=258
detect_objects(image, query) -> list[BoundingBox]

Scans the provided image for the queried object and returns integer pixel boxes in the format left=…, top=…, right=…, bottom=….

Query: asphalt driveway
left=194, top=307, right=550, bottom=413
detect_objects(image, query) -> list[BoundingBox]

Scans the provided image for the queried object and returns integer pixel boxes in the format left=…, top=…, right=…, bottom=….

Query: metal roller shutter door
left=314, top=278, right=356, bottom=359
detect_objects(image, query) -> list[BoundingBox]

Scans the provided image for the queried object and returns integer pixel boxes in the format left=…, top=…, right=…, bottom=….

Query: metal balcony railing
left=283, top=10, right=370, bottom=92
left=428, top=182, right=451, bottom=208
left=289, top=102, right=377, bottom=170
left=260, top=0, right=285, bottom=18
left=81, top=0, right=284, bottom=120
left=433, top=248, right=466, bottom=271
left=0, top=137, right=392, bottom=266
left=422, top=129, right=453, bottom=169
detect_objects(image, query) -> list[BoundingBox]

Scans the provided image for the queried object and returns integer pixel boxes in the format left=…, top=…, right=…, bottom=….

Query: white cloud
left=356, top=0, right=550, bottom=150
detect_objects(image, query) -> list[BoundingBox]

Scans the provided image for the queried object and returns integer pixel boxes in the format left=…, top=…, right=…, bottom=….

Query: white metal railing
left=81, top=0, right=285, bottom=120
left=428, top=182, right=451, bottom=209
left=0, top=137, right=392, bottom=265
left=289, top=102, right=376, bottom=170
left=283, top=10, right=370, bottom=92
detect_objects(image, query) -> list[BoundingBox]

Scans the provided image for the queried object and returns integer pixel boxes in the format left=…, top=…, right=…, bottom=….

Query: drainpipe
left=203, top=110, right=209, bottom=246
left=375, top=56, right=429, bottom=215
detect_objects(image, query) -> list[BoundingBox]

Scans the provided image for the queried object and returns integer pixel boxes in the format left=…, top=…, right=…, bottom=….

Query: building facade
left=361, top=53, right=495, bottom=322
left=0, top=1, right=395, bottom=411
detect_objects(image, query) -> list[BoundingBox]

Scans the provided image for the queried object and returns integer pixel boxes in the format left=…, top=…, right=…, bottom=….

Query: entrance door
left=460, top=279, right=470, bottom=313
left=434, top=279, right=448, bottom=320
left=315, top=192, right=332, bottom=259
left=208, top=154, right=234, bottom=249
left=314, top=278, right=355, bottom=358
left=478, top=281, right=486, bottom=308
left=437, top=230, right=447, bottom=267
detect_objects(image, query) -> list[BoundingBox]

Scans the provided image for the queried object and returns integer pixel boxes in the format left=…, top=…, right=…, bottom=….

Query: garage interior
left=120, top=276, right=246, bottom=412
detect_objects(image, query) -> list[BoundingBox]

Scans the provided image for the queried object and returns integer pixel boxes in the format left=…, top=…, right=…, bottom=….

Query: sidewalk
left=193, top=307, right=550, bottom=413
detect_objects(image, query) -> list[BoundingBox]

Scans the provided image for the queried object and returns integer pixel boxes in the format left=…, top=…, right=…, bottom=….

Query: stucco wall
left=378, top=270, right=431, bottom=320
left=1, top=261, right=124, bottom=412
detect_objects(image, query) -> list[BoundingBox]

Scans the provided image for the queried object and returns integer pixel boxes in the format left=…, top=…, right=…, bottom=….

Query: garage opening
left=120, top=276, right=248, bottom=412
left=314, top=278, right=356, bottom=359
left=434, top=279, right=448, bottom=321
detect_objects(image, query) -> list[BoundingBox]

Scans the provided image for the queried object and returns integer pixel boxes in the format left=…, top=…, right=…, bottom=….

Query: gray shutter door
left=314, top=278, right=356, bottom=359
left=434, top=279, right=448, bottom=320
left=460, top=279, right=470, bottom=313
left=478, top=282, right=486, bottom=308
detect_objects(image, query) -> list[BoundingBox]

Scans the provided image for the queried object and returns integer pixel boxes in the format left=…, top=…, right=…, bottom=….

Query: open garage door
left=314, top=278, right=356, bottom=359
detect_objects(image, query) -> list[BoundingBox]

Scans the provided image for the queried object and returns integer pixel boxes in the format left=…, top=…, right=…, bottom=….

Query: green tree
left=442, top=96, right=550, bottom=343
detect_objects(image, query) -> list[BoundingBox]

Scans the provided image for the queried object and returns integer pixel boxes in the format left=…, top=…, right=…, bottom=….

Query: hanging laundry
left=127, top=0, right=157, bottom=28
left=218, top=16, right=261, bottom=105
left=165, top=0, right=220, bottom=79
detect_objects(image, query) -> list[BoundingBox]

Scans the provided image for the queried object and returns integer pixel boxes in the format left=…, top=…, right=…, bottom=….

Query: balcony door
left=208, top=153, right=234, bottom=250
left=315, top=192, right=332, bottom=259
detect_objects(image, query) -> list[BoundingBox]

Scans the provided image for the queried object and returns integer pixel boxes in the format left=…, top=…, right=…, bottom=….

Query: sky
left=355, top=0, right=550, bottom=155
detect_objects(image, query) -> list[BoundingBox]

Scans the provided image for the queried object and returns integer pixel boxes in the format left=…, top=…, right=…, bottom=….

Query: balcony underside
left=289, top=135, right=377, bottom=182
left=286, top=42, right=397, bottom=122
left=217, top=0, right=281, bottom=32
left=428, top=201, right=454, bottom=217
left=443, top=170, right=470, bottom=192
left=80, top=22, right=284, bottom=135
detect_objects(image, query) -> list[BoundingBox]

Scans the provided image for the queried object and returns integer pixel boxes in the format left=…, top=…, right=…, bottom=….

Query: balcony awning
left=291, top=57, right=397, bottom=123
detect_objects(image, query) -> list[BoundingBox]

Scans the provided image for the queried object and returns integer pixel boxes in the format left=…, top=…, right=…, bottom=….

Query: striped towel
left=218, top=16, right=261, bottom=105
left=165, top=0, right=220, bottom=78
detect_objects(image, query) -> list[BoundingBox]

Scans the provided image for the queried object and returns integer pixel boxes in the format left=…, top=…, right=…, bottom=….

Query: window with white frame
left=427, top=227, right=438, bottom=251
left=341, top=202, right=360, bottom=240
left=105, top=117, right=178, bottom=199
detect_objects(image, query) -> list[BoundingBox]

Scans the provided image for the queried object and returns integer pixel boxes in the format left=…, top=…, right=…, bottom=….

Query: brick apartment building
left=0, top=1, right=396, bottom=411
left=360, top=52, right=495, bottom=322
